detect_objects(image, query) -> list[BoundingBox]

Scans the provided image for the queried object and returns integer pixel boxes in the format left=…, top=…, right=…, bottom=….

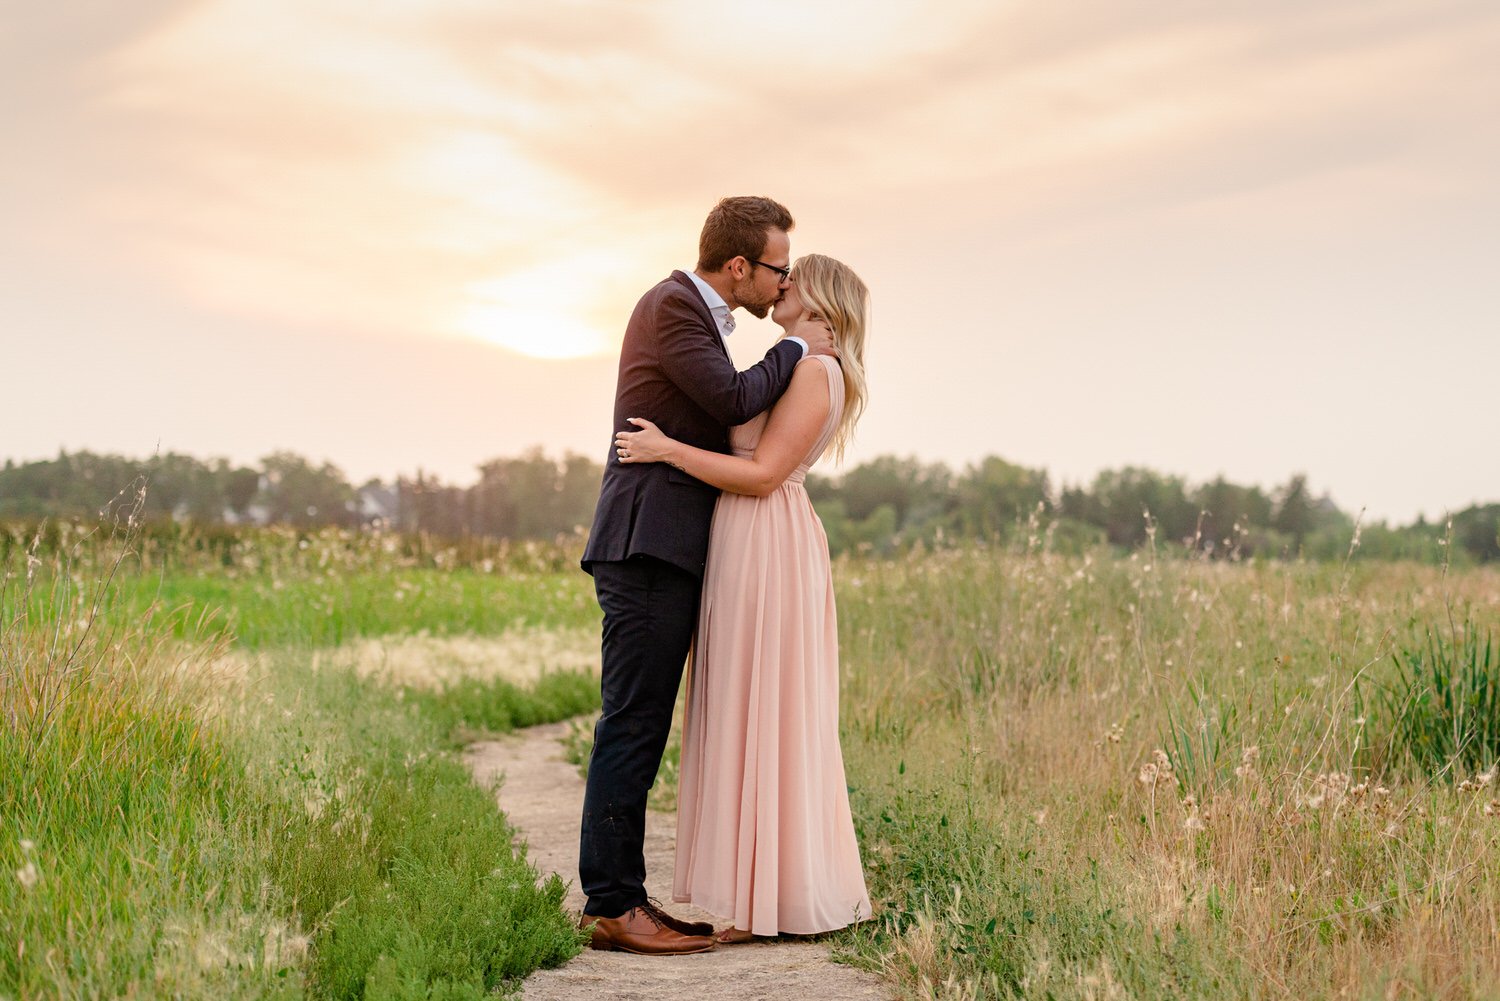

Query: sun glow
left=455, top=270, right=612, bottom=360
left=459, top=303, right=607, bottom=359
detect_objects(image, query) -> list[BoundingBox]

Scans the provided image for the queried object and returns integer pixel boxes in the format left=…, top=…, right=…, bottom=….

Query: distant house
left=233, top=503, right=272, bottom=526
left=357, top=481, right=399, bottom=526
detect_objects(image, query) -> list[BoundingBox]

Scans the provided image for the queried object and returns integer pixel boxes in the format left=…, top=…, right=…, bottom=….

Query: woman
left=613, top=253, right=872, bottom=943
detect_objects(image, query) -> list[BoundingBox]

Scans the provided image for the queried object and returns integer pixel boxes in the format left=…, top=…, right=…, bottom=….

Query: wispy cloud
left=3, top=0, right=1496, bottom=518
left=17, top=1, right=1497, bottom=344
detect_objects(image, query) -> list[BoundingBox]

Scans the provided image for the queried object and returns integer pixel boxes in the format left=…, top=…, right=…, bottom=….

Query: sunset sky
left=4, top=1, right=1496, bottom=523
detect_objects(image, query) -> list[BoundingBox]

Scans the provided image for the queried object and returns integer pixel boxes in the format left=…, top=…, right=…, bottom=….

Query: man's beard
left=733, top=275, right=775, bottom=319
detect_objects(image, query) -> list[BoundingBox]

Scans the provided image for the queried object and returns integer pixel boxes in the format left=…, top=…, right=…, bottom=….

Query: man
left=578, top=196, right=835, bottom=954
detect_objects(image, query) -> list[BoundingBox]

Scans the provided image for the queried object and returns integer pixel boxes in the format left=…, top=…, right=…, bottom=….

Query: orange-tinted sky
left=4, top=2, right=1497, bottom=522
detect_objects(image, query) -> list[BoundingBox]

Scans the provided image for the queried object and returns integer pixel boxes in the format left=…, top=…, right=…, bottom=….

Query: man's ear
left=726, top=256, right=748, bottom=280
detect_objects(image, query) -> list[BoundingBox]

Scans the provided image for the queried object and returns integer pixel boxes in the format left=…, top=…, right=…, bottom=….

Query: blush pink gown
left=671, top=354, right=872, bottom=935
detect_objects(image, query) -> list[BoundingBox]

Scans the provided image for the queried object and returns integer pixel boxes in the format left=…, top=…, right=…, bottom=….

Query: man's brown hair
left=697, top=196, right=794, bottom=272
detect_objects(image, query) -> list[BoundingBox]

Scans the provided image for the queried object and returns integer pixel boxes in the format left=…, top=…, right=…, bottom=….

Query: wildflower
left=19, top=840, right=35, bottom=854
left=1484, top=801, right=1500, bottom=817
left=1299, top=772, right=1351, bottom=810
left=15, top=862, right=39, bottom=890
left=1183, top=814, right=1205, bottom=831
left=1234, top=746, right=1259, bottom=779
left=1138, top=749, right=1177, bottom=790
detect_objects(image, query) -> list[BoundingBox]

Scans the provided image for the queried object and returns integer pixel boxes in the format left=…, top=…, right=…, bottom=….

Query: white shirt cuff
left=786, top=336, right=809, bottom=358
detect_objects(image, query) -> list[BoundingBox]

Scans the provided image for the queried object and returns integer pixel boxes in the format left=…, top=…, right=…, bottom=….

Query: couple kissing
left=579, top=195, right=872, bottom=954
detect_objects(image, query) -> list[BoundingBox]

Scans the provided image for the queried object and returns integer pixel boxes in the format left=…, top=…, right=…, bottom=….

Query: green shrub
left=1371, top=621, right=1499, bottom=779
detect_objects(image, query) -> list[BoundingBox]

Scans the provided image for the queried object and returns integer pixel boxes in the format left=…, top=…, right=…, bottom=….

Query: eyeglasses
left=748, top=259, right=791, bottom=282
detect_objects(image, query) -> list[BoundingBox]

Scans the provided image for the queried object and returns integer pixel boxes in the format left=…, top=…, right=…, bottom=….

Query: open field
left=4, top=518, right=1500, bottom=998
left=832, top=541, right=1500, bottom=999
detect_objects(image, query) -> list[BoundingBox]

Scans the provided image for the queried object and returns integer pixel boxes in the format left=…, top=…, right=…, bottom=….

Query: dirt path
left=465, top=721, right=890, bottom=1001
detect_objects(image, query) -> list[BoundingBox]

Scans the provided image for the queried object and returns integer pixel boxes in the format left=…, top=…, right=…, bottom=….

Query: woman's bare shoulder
left=793, top=353, right=840, bottom=376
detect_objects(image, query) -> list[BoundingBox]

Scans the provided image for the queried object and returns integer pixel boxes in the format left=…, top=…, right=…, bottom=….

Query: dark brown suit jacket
left=581, top=271, right=802, bottom=577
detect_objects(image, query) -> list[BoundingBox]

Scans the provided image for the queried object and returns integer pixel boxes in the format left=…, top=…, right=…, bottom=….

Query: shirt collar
left=685, top=270, right=735, bottom=335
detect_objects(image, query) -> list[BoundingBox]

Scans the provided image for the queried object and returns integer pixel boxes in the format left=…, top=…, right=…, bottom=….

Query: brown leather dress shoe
left=642, top=898, right=715, bottom=937
left=583, top=906, right=715, bottom=955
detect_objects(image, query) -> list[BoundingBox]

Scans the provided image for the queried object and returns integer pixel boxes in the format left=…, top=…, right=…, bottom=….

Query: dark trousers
left=579, top=556, right=701, bottom=917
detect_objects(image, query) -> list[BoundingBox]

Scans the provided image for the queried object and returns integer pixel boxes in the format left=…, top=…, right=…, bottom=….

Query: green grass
left=246, top=656, right=591, bottom=1000
left=404, top=671, right=601, bottom=749
left=1, top=524, right=600, bottom=1000
left=43, top=569, right=596, bottom=650
left=1368, top=621, right=1499, bottom=780
left=208, top=569, right=589, bottom=649
left=12, top=512, right=1500, bottom=999
left=11, top=520, right=597, bottom=650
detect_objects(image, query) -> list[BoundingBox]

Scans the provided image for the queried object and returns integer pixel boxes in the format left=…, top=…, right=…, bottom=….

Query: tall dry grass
left=834, top=528, right=1500, bottom=999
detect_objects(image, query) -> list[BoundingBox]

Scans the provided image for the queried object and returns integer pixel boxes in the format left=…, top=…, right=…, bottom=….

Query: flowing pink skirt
left=671, top=483, right=871, bottom=935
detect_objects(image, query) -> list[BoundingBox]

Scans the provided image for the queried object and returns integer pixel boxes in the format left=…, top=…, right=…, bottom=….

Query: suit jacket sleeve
left=655, top=296, right=802, bottom=426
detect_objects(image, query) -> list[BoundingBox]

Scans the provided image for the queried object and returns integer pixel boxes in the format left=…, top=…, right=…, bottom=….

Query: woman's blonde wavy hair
left=788, top=254, right=869, bottom=463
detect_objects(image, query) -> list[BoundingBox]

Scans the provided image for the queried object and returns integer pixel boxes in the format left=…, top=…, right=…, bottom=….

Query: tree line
left=1, top=449, right=1495, bottom=564
left=806, top=456, right=1497, bottom=564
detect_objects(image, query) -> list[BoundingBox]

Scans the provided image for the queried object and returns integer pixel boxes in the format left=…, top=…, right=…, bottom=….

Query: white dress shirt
left=685, top=270, right=808, bottom=356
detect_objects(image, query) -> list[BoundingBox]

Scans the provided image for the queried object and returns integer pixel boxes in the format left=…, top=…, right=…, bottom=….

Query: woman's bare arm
left=616, top=359, right=831, bottom=497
